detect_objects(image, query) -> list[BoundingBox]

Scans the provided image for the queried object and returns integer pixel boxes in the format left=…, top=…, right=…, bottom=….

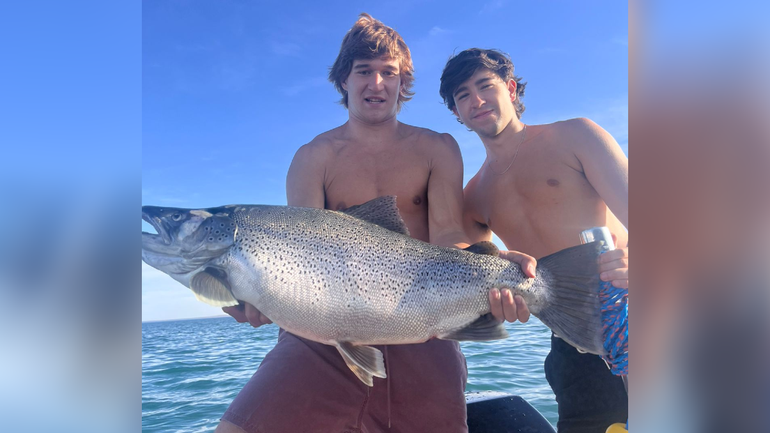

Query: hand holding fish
left=223, top=302, right=272, bottom=328
left=488, top=249, right=537, bottom=324
left=598, top=247, right=628, bottom=289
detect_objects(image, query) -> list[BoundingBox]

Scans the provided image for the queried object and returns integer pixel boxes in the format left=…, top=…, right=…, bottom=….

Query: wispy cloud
left=282, top=76, right=328, bottom=97
left=480, top=0, right=507, bottom=14
left=271, top=41, right=302, bottom=57
left=537, top=47, right=565, bottom=54
left=429, top=26, right=450, bottom=37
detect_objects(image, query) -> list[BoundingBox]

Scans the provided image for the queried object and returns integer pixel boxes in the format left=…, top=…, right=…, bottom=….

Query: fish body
left=142, top=196, right=604, bottom=385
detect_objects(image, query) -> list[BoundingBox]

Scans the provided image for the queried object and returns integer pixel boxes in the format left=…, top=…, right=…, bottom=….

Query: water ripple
left=143, top=316, right=558, bottom=431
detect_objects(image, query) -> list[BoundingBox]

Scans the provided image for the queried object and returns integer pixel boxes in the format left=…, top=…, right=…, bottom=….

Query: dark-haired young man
left=215, top=16, right=537, bottom=433
left=440, top=48, right=629, bottom=432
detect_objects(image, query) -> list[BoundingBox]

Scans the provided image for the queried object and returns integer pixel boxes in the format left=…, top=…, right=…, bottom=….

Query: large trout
left=142, top=196, right=605, bottom=385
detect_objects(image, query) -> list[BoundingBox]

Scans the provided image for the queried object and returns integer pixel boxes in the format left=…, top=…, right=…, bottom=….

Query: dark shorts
left=545, top=334, right=628, bottom=433
left=222, top=329, right=468, bottom=433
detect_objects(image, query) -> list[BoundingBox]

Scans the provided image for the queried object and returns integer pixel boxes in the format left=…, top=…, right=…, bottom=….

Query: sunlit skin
left=454, top=68, right=629, bottom=323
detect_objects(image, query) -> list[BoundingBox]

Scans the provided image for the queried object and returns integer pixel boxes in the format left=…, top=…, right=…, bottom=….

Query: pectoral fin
left=335, top=342, right=386, bottom=387
left=190, top=268, right=239, bottom=307
left=440, top=313, right=509, bottom=341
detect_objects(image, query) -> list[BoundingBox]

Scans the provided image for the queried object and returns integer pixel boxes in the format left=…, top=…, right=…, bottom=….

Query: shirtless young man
left=439, top=49, right=629, bottom=432
left=215, top=16, right=535, bottom=433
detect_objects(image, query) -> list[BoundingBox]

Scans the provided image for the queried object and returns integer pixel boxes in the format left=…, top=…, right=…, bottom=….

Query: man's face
left=452, top=68, right=518, bottom=138
left=342, top=57, right=402, bottom=124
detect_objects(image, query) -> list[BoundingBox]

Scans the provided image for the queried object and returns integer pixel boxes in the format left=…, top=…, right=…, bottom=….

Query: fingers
left=598, top=248, right=628, bottom=266
left=244, top=303, right=272, bottom=328
left=488, top=289, right=530, bottom=323
left=598, top=247, right=629, bottom=289
left=222, top=302, right=272, bottom=328
left=489, top=289, right=505, bottom=322
left=601, top=271, right=629, bottom=288
left=514, top=294, right=530, bottom=323
left=499, top=250, right=538, bottom=278
left=222, top=303, right=249, bottom=323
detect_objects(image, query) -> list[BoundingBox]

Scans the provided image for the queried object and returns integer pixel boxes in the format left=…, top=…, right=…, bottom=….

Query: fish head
left=142, top=206, right=236, bottom=276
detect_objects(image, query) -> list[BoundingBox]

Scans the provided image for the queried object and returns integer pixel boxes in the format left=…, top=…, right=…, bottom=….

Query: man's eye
left=358, top=70, right=370, bottom=75
left=481, top=84, right=493, bottom=89
left=457, top=94, right=468, bottom=100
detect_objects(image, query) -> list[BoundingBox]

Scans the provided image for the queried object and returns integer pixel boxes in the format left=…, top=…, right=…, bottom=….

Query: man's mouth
left=365, top=97, right=386, bottom=104
left=473, top=110, right=493, bottom=119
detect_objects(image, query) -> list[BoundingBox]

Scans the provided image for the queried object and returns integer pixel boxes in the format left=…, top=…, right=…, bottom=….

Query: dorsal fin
left=463, top=241, right=500, bottom=256
left=340, top=196, right=410, bottom=236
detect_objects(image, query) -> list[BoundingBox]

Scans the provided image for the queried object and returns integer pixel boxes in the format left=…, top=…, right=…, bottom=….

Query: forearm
left=430, top=228, right=472, bottom=250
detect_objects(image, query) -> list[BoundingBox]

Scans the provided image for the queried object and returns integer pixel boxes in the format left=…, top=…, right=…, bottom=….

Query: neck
left=481, top=118, right=527, bottom=160
left=344, top=113, right=401, bottom=144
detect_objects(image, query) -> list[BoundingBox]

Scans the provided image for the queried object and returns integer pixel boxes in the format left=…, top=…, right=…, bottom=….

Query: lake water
left=142, top=316, right=557, bottom=432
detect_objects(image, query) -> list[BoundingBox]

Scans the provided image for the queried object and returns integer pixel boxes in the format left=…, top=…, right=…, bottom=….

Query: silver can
left=579, top=226, right=615, bottom=251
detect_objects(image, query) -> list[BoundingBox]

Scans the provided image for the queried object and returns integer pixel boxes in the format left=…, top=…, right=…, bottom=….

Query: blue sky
left=142, top=0, right=628, bottom=322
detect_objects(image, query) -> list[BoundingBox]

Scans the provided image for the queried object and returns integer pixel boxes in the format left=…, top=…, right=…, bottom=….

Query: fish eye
left=172, top=213, right=182, bottom=221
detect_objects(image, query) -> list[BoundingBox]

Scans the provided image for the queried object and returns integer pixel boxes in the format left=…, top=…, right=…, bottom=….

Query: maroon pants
left=222, top=330, right=468, bottom=433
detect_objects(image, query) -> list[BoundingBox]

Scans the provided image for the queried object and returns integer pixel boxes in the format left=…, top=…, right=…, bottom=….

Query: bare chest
left=466, top=148, right=606, bottom=256
left=323, top=146, right=431, bottom=238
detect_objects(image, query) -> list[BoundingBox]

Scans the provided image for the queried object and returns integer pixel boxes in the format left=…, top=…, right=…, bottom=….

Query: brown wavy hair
left=328, top=13, right=415, bottom=110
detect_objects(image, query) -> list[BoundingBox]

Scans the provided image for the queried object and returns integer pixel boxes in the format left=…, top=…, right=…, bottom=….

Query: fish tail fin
left=536, top=241, right=606, bottom=356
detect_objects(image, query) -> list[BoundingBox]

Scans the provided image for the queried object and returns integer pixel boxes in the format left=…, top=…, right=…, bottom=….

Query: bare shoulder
left=548, top=117, right=616, bottom=150
left=400, top=123, right=460, bottom=155
left=293, top=128, right=341, bottom=162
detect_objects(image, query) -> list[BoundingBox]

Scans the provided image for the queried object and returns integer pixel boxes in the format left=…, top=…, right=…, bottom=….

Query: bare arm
left=571, top=119, right=629, bottom=287
left=571, top=118, right=629, bottom=229
left=427, top=134, right=472, bottom=249
left=286, top=141, right=328, bottom=208
left=462, top=177, right=494, bottom=245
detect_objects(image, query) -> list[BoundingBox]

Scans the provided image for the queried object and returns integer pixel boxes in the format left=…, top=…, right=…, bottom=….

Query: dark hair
left=439, top=48, right=526, bottom=118
left=328, top=13, right=415, bottom=109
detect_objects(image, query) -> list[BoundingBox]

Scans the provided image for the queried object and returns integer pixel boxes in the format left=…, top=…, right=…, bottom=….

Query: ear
left=507, top=80, right=517, bottom=102
left=451, top=107, right=460, bottom=119
left=341, top=80, right=348, bottom=92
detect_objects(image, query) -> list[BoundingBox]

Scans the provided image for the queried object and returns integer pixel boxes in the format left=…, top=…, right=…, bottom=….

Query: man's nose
left=370, top=72, right=385, bottom=90
left=470, top=91, right=485, bottom=108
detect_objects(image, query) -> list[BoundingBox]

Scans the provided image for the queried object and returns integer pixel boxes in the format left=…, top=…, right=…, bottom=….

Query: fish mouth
left=142, top=211, right=172, bottom=245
